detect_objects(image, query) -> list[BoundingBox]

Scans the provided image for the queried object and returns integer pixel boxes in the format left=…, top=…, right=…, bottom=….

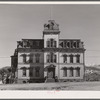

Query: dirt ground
left=1, top=81, right=100, bottom=90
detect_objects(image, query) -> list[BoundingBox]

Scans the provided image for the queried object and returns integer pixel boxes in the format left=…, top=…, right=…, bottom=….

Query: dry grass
left=0, top=81, right=100, bottom=90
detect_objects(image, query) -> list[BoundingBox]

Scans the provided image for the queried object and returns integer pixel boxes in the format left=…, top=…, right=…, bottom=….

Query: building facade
left=11, top=20, right=85, bottom=83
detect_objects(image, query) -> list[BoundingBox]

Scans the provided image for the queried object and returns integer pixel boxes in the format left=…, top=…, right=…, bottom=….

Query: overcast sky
left=0, top=4, right=100, bottom=67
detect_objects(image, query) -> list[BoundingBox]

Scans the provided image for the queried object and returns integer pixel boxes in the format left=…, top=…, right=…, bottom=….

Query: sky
left=0, top=4, right=100, bottom=68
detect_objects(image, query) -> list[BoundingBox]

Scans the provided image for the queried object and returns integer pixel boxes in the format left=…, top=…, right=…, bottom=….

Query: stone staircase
left=45, top=78, right=55, bottom=83
left=45, top=78, right=59, bottom=83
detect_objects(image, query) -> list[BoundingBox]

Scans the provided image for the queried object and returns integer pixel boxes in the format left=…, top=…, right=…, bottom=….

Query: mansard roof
left=59, top=39, right=81, bottom=41
left=17, top=39, right=44, bottom=49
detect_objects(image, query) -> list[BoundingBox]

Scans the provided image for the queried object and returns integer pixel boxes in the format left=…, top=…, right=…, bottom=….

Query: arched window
left=62, top=54, right=67, bottom=63
left=73, top=41, right=77, bottom=48
left=29, top=54, right=33, bottom=63
left=47, top=40, right=50, bottom=47
left=66, top=41, right=70, bottom=48
left=63, top=67, right=67, bottom=77
left=71, top=41, right=73, bottom=48
left=22, top=68, right=26, bottom=77
left=76, top=54, right=80, bottom=63
left=35, top=53, right=40, bottom=63
left=69, top=67, right=74, bottom=77
left=21, top=54, right=27, bottom=63
left=54, top=41, right=56, bottom=47
left=35, top=67, right=40, bottom=77
left=46, top=38, right=56, bottom=48
left=75, top=67, right=80, bottom=77
left=54, top=54, right=56, bottom=63
left=77, top=41, right=80, bottom=48
left=47, top=54, right=50, bottom=63
left=69, top=54, right=74, bottom=63
left=46, top=53, right=56, bottom=63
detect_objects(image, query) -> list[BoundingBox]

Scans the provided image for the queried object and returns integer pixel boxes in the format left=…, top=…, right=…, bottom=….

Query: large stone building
left=11, top=20, right=85, bottom=83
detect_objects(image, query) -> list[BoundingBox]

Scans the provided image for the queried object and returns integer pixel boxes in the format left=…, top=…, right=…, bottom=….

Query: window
left=63, top=54, right=67, bottom=63
left=64, top=41, right=66, bottom=48
left=35, top=67, right=40, bottom=77
left=23, top=54, right=26, bottom=63
left=76, top=54, right=80, bottom=63
left=73, top=42, right=77, bottom=48
left=71, top=41, right=73, bottom=48
left=77, top=41, right=79, bottom=48
left=47, top=54, right=50, bottom=63
left=63, top=68, right=67, bottom=77
left=70, top=54, right=73, bottom=63
left=35, top=54, right=40, bottom=63
left=29, top=54, right=33, bottom=63
left=22, top=68, right=26, bottom=77
left=54, top=41, right=56, bottom=47
left=67, top=41, right=70, bottom=48
left=76, top=67, right=80, bottom=77
left=46, top=39, right=56, bottom=48
left=46, top=53, right=56, bottom=63
left=47, top=40, right=50, bottom=47
left=29, top=68, right=33, bottom=77
left=54, top=55, right=56, bottom=63
left=69, top=67, right=74, bottom=77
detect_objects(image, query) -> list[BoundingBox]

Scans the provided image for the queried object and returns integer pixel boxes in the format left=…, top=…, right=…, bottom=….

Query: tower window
left=54, top=41, right=56, bottom=47
left=54, top=55, right=56, bottom=63
left=47, top=41, right=50, bottom=47
left=35, top=54, right=40, bottom=63
left=46, top=38, right=56, bottom=48
left=47, top=54, right=50, bottom=63
left=46, top=53, right=56, bottom=63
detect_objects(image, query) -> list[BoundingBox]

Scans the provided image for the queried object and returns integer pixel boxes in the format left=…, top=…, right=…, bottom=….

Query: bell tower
left=43, top=20, right=60, bottom=48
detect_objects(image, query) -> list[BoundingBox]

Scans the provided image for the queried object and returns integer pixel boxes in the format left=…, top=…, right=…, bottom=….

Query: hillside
left=85, top=65, right=100, bottom=81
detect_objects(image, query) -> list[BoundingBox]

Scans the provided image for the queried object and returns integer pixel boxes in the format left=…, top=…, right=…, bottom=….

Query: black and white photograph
left=0, top=2, right=100, bottom=93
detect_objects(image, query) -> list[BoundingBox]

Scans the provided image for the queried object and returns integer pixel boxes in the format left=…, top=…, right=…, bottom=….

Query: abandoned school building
left=11, top=20, right=85, bottom=83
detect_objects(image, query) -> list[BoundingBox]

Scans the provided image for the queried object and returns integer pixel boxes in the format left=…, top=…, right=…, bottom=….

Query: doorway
left=47, top=67, right=55, bottom=78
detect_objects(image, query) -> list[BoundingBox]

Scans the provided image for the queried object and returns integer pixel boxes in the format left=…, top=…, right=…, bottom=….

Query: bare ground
left=0, top=81, right=100, bottom=90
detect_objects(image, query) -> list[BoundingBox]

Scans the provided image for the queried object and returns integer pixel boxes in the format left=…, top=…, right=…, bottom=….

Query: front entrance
left=47, top=68, right=55, bottom=78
